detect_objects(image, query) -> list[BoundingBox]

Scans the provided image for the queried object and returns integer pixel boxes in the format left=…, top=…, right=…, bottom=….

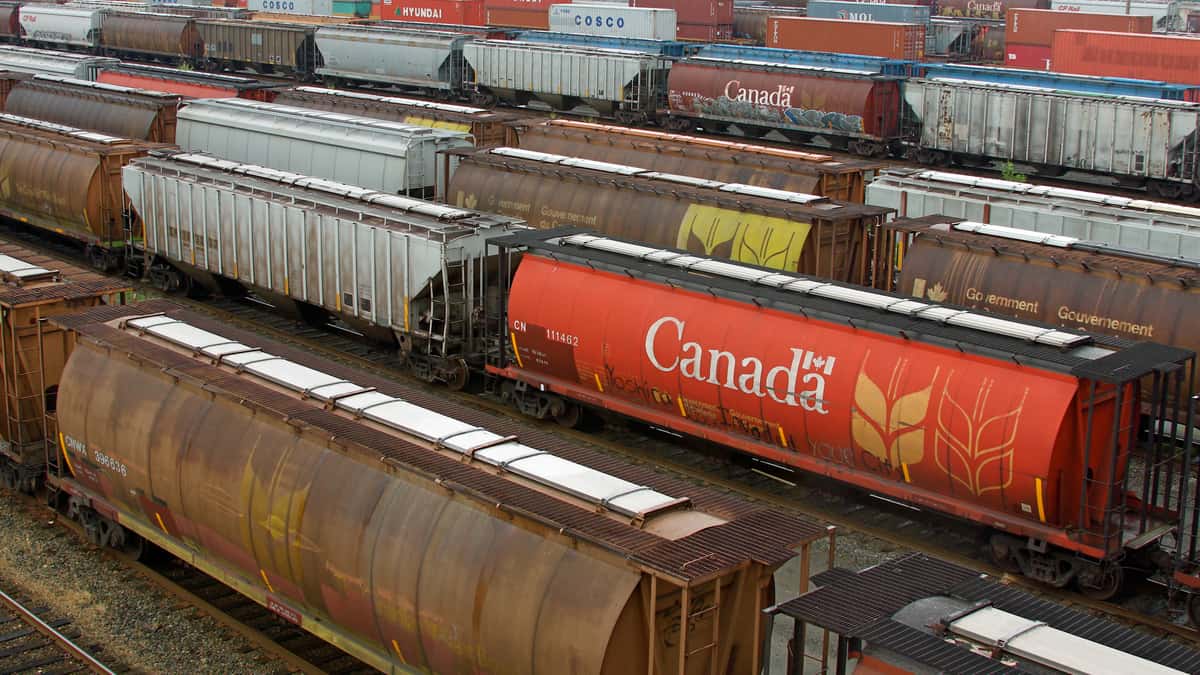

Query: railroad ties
left=0, top=581, right=121, bottom=674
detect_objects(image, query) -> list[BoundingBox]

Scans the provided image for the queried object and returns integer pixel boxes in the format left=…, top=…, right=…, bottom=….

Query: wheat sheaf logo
left=934, top=375, right=1028, bottom=496
left=850, top=355, right=937, bottom=467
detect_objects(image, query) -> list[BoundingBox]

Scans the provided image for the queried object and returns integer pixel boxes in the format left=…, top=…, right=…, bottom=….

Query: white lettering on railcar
left=723, top=80, right=795, bottom=108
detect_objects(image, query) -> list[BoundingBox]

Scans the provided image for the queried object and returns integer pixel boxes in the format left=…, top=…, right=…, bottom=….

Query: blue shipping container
left=806, top=0, right=930, bottom=25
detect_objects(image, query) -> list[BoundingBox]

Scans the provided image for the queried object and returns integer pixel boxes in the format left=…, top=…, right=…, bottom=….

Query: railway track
left=0, top=576, right=122, bottom=674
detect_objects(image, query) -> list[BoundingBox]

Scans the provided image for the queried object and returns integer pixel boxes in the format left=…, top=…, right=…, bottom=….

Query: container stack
left=549, top=3, right=677, bottom=39
left=767, top=16, right=925, bottom=59
left=1051, top=29, right=1200, bottom=84
left=1006, top=8, right=1152, bottom=70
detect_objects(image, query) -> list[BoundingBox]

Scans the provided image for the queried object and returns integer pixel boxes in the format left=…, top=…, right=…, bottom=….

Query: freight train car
left=313, top=25, right=475, bottom=93
left=0, top=2, right=19, bottom=41
left=195, top=19, right=320, bottom=76
left=665, top=57, right=906, bottom=155
left=95, top=63, right=279, bottom=100
left=46, top=301, right=828, bottom=674
left=3, top=76, right=183, bottom=142
left=487, top=228, right=1196, bottom=600
left=98, top=10, right=205, bottom=61
left=448, top=147, right=890, bottom=281
left=867, top=169, right=1200, bottom=258
left=19, top=6, right=101, bottom=50
left=124, top=151, right=526, bottom=385
left=272, top=86, right=520, bottom=146
left=175, top=98, right=473, bottom=198
left=0, top=114, right=159, bottom=269
left=0, top=237, right=130, bottom=494
left=0, top=46, right=119, bottom=80
left=513, top=119, right=878, bottom=201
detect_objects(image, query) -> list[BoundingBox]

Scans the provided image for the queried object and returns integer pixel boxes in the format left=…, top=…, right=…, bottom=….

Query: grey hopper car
left=314, top=25, right=473, bottom=93
left=867, top=168, right=1200, bottom=259
left=0, top=46, right=119, bottom=80
left=123, top=151, right=527, bottom=386
left=463, top=40, right=672, bottom=121
left=175, top=98, right=473, bottom=199
left=904, top=77, right=1200, bottom=200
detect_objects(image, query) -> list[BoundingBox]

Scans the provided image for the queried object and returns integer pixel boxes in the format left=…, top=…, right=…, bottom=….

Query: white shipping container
left=1049, top=0, right=1173, bottom=29
left=550, top=4, right=677, bottom=40
left=18, top=6, right=102, bottom=48
left=247, top=0, right=332, bottom=16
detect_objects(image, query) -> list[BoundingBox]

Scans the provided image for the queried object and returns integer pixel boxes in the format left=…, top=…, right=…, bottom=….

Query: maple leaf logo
left=926, top=282, right=949, bottom=303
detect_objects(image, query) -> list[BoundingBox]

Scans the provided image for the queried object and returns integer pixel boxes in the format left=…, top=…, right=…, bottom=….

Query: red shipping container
left=676, top=21, right=733, bottom=40
left=1006, top=8, right=1151, bottom=49
left=767, top=17, right=925, bottom=59
left=935, top=0, right=1045, bottom=20
left=633, top=0, right=731, bottom=26
left=1006, top=43, right=1051, bottom=69
left=1051, top=29, right=1200, bottom=85
left=379, top=0, right=484, bottom=25
left=485, top=5, right=550, bottom=27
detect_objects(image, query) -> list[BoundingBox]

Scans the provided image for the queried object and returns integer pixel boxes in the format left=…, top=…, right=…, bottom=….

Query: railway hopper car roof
left=0, top=238, right=131, bottom=307
left=0, top=113, right=159, bottom=149
left=464, top=147, right=891, bottom=221
left=0, top=46, right=119, bottom=76
left=22, top=75, right=184, bottom=101
left=97, top=63, right=279, bottom=90
left=501, top=230, right=1193, bottom=380
left=130, top=151, right=524, bottom=238
left=685, top=56, right=893, bottom=79
left=769, top=553, right=1200, bottom=674
left=53, top=301, right=828, bottom=582
left=283, top=86, right=520, bottom=123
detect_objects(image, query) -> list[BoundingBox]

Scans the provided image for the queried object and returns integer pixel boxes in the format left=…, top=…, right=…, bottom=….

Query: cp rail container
left=0, top=114, right=157, bottom=259
left=19, top=6, right=101, bottom=49
left=47, top=301, right=829, bottom=674
left=195, top=19, right=320, bottom=76
left=880, top=216, right=1200, bottom=394
left=514, top=119, right=878, bottom=201
left=489, top=229, right=1195, bottom=599
left=1049, top=0, right=1173, bottom=28
left=1051, top=30, right=1200, bottom=86
left=903, top=77, right=1200, bottom=198
left=99, top=11, right=204, bottom=60
left=124, top=151, right=526, bottom=382
left=767, top=17, right=926, bottom=59
left=0, top=46, right=119, bottom=80
left=666, top=57, right=905, bottom=156
left=272, top=86, right=518, bottom=146
left=314, top=25, right=473, bottom=92
left=868, top=169, right=1200, bottom=258
left=449, top=147, right=890, bottom=282
left=548, top=4, right=678, bottom=40
left=0, top=238, right=129, bottom=494
left=175, top=98, right=473, bottom=198
left=4, top=76, right=183, bottom=142
left=463, top=40, right=673, bottom=120
left=95, top=63, right=279, bottom=100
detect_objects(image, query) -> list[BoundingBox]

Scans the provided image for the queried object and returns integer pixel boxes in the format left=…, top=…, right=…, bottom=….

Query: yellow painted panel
left=677, top=205, right=810, bottom=272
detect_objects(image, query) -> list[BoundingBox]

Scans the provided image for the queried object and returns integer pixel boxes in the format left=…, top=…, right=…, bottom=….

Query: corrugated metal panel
left=855, top=619, right=1016, bottom=674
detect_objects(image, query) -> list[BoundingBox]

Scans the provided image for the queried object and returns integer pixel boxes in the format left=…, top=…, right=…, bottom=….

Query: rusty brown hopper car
left=273, top=86, right=520, bottom=147
left=514, top=119, right=878, bottom=202
left=448, top=147, right=890, bottom=283
left=881, top=216, right=1200, bottom=389
left=0, top=3, right=18, bottom=40
left=0, top=70, right=30, bottom=108
left=0, top=236, right=129, bottom=493
left=47, top=301, right=831, bottom=674
left=100, top=11, right=205, bottom=61
left=0, top=114, right=159, bottom=257
left=3, top=76, right=183, bottom=143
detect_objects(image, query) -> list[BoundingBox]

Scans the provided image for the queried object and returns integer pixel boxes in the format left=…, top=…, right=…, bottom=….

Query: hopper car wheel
left=471, top=92, right=498, bottom=107
left=552, top=401, right=583, bottom=429
left=444, top=359, right=470, bottom=392
left=1076, top=562, right=1124, bottom=601
left=1150, top=180, right=1186, bottom=200
left=663, top=116, right=692, bottom=133
left=987, top=534, right=1022, bottom=574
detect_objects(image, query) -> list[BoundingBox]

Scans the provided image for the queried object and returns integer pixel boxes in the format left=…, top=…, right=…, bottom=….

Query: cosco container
left=377, top=0, right=486, bottom=25
left=19, top=6, right=102, bottom=48
left=248, top=0, right=333, bottom=15
left=175, top=98, right=474, bottom=198
left=806, top=0, right=931, bottom=25
left=315, top=25, right=472, bottom=91
left=549, top=4, right=677, bottom=39
left=767, top=17, right=925, bottom=59
left=1051, top=30, right=1200, bottom=85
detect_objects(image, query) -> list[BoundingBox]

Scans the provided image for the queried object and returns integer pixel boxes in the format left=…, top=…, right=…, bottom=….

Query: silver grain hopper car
left=867, top=168, right=1200, bottom=258
left=175, top=98, right=473, bottom=198
left=0, top=46, right=119, bottom=80
left=314, top=25, right=475, bottom=94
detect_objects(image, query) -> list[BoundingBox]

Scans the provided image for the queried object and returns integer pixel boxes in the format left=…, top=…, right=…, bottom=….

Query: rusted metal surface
left=0, top=3, right=17, bottom=39
left=273, top=86, right=520, bottom=147
left=885, top=216, right=1200, bottom=391
left=4, top=77, right=183, bottom=143
left=51, top=303, right=826, bottom=674
left=100, top=12, right=204, bottom=60
left=0, top=116, right=159, bottom=245
left=196, top=19, right=320, bottom=73
left=515, top=119, right=879, bottom=201
left=0, top=70, right=30, bottom=109
left=448, top=148, right=890, bottom=283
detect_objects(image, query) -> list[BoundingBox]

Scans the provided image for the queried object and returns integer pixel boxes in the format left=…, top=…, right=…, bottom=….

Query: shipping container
left=807, top=0, right=931, bottom=24
left=376, top=0, right=486, bottom=25
left=935, top=0, right=1046, bottom=20
left=99, top=12, right=205, bottom=60
left=315, top=25, right=472, bottom=91
left=1006, top=42, right=1050, bottom=68
left=636, top=0, right=728, bottom=26
left=1007, top=8, right=1150, bottom=53
left=733, top=6, right=803, bottom=43
left=0, top=2, right=19, bottom=39
left=175, top=98, right=474, bottom=198
left=331, top=0, right=371, bottom=16
left=767, top=17, right=925, bottom=59
left=485, top=6, right=550, bottom=28
left=247, top=0, right=333, bottom=14
left=1051, top=30, right=1200, bottom=85
left=195, top=19, right=320, bottom=75
left=1049, top=0, right=1173, bottom=29
left=674, top=21, right=731, bottom=40
left=96, top=63, right=279, bottom=100
left=549, top=4, right=677, bottom=39
left=19, top=6, right=101, bottom=48
left=0, top=46, right=119, bottom=80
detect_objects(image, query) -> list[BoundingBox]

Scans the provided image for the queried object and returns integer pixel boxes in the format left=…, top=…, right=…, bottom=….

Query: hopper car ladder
left=0, top=308, right=48, bottom=493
